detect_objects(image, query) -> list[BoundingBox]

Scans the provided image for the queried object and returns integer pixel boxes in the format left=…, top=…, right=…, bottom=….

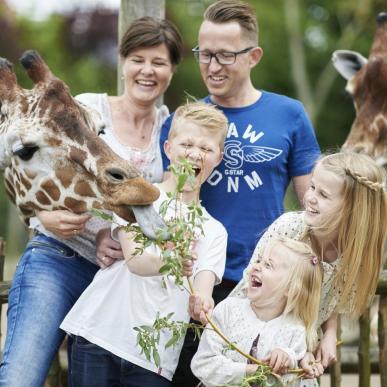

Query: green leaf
left=152, top=347, right=161, bottom=367
left=159, top=263, right=172, bottom=274
left=90, top=209, right=113, bottom=221
left=176, top=174, right=188, bottom=191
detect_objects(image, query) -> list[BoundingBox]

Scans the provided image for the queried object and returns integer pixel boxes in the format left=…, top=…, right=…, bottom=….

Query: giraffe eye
left=97, top=124, right=106, bottom=136
left=13, top=145, right=39, bottom=161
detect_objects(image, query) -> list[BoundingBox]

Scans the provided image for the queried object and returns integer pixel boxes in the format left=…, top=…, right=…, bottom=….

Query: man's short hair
left=204, top=0, right=258, bottom=45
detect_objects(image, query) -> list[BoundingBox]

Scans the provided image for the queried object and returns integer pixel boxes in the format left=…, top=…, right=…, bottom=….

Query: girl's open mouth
left=251, top=276, right=262, bottom=288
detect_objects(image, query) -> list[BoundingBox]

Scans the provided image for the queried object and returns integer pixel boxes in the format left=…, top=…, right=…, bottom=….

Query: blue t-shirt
left=160, top=91, right=320, bottom=281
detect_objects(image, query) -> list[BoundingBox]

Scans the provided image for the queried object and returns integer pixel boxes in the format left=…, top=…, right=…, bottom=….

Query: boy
left=60, top=101, right=228, bottom=387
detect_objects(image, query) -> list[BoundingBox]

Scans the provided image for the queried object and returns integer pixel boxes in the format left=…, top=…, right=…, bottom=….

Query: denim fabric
left=70, top=336, right=171, bottom=387
left=0, top=233, right=98, bottom=387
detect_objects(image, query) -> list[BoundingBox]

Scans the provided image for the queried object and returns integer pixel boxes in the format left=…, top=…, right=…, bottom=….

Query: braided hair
left=316, top=152, right=386, bottom=316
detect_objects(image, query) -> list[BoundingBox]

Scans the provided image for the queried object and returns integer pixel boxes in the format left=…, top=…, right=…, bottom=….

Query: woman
left=0, top=17, right=183, bottom=387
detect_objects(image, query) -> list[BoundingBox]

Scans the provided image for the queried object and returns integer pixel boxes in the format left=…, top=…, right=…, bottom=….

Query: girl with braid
left=230, top=152, right=387, bottom=379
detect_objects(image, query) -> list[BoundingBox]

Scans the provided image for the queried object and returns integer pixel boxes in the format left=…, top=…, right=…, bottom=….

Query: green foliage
left=3, top=13, right=116, bottom=95
left=165, top=0, right=385, bottom=151
left=157, top=160, right=206, bottom=287
left=134, top=312, right=203, bottom=367
left=90, top=209, right=113, bottom=222
left=236, top=365, right=278, bottom=387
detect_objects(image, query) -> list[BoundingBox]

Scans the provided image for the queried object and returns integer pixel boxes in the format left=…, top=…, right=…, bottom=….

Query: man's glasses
left=192, top=46, right=254, bottom=65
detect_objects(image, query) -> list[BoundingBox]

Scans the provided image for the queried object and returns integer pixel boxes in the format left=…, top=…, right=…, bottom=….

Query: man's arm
left=292, top=173, right=312, bottom=207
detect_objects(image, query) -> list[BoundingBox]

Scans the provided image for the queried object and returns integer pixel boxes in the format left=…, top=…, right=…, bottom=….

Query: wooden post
left=358, top=307, right=371, bottom=387
left=330, top=314, right=342, bottom=387
left=0, top=237, right=5, bottom=342
left=377, top=270, right=387, bottom=387
left=117, top=0, right=165, bottom=95
left=380, top=295, right=387, bottom=387
left=0, top=237, right=5, bottom=282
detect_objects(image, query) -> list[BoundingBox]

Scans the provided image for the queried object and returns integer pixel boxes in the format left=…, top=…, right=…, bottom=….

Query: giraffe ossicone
left=0, top=50, right=164, bottom=239
left=332, top=12, right=387, bottom=166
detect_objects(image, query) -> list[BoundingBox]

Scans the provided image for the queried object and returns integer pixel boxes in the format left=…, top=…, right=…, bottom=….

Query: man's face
left=197, top=20, right=257, bottom=105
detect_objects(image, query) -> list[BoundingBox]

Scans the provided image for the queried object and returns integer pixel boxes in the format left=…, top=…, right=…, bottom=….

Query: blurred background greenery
left=0, top=0, right=385, bottom=256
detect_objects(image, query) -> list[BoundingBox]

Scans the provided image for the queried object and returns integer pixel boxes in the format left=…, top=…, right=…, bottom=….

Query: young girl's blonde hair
left=309, top=152, right=387, bottom=317
left=263, top=237, right=323, bottom=350
left=279, top=238, right=322, bottom=350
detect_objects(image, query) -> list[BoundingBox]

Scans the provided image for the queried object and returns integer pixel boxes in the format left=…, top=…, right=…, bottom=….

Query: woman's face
left=303, top=163, right=344, bottom=229
left=122, top=43, right=174, bottom=104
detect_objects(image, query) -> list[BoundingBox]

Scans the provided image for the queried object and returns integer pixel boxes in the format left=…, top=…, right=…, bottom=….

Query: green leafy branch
left=134, top=312, right=203, bottom=367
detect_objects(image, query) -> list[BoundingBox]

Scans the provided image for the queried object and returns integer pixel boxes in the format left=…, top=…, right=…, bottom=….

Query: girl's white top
left=30, top=92, right=168, bottom=263
left=60, top=187, right=227, bottom=381
left=230, top=211, right=354, bottom=327
left=191, top=297, right=317, bottom=387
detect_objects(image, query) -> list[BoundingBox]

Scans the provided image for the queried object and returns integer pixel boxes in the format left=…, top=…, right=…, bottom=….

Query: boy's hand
left=188, top=294, right=214, bottom=325
left=262, top=348, right=290, bottom=374
left=182, top=250, right=197, bottom=277
left=181, top=240, right=198, bottom=277
left=300, top=352, right=324, bottom=379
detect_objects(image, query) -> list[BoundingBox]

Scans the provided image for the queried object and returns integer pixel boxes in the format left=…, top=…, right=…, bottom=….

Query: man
left=159, top=1, right=320, bottom=385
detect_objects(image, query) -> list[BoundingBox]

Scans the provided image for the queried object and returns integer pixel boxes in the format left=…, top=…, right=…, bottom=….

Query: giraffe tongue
left=131, top=204, right=169, bottom=240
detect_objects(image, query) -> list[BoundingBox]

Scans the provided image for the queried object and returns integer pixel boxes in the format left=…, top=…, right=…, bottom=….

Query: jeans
left=0, top=233, right=99, bottom=387
left=70, top=336, right=171, bottom=387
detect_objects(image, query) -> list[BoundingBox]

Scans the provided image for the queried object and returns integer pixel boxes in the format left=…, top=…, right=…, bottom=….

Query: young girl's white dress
left=191, top=297, right=318, bottom=387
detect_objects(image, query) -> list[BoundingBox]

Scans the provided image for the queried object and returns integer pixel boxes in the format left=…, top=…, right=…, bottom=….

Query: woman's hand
left=316, top=331, right=337, bottom=368
left=37, top=210, right=91, bottom=239
left=317, top=313, right=338, bottom=368
left=96, top=228, right=124, bottom=269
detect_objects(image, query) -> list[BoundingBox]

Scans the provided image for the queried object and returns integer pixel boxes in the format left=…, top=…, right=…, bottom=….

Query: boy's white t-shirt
left=60, top=187, right=227, bottom=381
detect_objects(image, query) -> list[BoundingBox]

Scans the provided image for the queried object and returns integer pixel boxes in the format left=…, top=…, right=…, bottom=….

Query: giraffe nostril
left=105, top=168, right=128, bottom=183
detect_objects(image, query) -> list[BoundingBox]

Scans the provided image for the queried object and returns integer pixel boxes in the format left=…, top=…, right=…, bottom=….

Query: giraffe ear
left=0, top=57, right=18, bottom=102
left=20, top=50, right=55, bottom=84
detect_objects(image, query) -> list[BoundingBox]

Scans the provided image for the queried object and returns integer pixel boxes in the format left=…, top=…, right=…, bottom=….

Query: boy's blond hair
left=264, top=237, right=322, bottom=351
left=169, top=102, right=228, bottom=151
left=204, top=0, right=258, bottom=45
left=307, top=152, right=387, bottom=317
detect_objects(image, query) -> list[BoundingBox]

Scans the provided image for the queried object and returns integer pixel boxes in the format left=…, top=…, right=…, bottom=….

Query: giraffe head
left=0, top=51, right=164, bottom=238
left=332, top=12, right=387, bottom=166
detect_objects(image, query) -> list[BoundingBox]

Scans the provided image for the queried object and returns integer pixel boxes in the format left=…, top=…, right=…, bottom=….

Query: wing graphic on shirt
left=242, top=145, right=283, bottom=163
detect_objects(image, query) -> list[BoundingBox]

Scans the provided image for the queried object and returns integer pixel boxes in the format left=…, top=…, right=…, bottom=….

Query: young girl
left=191, top=237, right=323, bottom=387
left=231, top=152, right=387, bottom=377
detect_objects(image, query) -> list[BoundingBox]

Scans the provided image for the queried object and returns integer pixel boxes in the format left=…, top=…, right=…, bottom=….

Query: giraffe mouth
left=131, top=204, right=169, bottom=240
